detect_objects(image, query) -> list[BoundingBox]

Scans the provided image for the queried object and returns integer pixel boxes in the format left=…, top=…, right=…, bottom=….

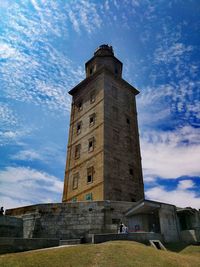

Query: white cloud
left=66, top=0, right=102, bottom=34
left=146, top=183, right=200, bottom=209
left=0, top=167, right=63, bottom=209
left=141, top=126, right=200, bottom=178
left=11, top=150, right=43, bottom=161
left=0, top=2, right=86, bottom=114
left=177, top=180, right=195, bottom=190
left=0, top=103, right=18, bottom=127
left=0, top=43, right=21, bottom=59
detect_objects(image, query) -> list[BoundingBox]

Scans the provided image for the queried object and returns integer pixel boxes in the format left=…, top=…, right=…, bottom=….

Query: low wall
left=6, top=201, right=134, bottom=240
left=91, top=232, right=164, bottom=244
left=180, top=229, right=200, bottom=244
left=0, top=216, right=23, bottom=238
left=0, top=238, right=59, bottom=254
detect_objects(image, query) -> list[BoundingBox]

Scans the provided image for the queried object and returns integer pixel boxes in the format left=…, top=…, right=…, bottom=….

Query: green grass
left=0, top=241, right=199, bottom=267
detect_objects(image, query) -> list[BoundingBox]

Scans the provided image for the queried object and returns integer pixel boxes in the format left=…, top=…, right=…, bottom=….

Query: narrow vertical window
left=85, top=192, right=93, bottom=201
left=76, top=121, right=82, bottom=135
left=72, top=173, right=79, bottom=189
left=77, top=101, right=83, bottom=111
left=114, top=67, right=118, bottom=76
left=126, top=117, right=130, bottom=124
left=129, top=166, right=133, bottom=175
left=72, top=197, right=77, bottom=202
left=89, top=113, right=95, bottom=127
left=75, top=144, right=81, bottom=159
left=90, top=90, right=96, bottom=103
left=87, top=167, right=94, bottom=183
left=88, top=137, right=95, bottom=152
left=89, top=66, right=94, bottom=75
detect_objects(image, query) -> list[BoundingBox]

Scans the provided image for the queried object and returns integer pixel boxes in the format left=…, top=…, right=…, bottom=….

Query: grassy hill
left=0, top=241, right=199, bottom=267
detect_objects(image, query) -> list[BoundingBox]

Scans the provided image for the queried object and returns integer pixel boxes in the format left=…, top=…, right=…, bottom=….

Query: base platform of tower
left=4, top=199, right=200, bottom=249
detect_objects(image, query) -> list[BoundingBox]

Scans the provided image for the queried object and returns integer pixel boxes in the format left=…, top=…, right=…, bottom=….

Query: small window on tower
left=89, top=67, right=94, bottom=75
left=78, top=101, right=83, bottom=111
left=72, top=173, right=79, bottom=189
left=88, top=137, right=95, bottom=152
left=75, top=144, right=81, bottom=159
left=90, top=91, right=96, bottom=103
left=89, top=113, right=95, bottom=127
left=85, top=192, right=93, bottom=201
left=72, top=197, right=77, bottom=202
left=115, top=67, right=118, bottom=76
left=129, top=168, right=133, bottom=175
left=87, top=167, right=94, bottom=183
left=76, top=121, right=82, bottom=135
left=126, top=117, right=130, bottom=124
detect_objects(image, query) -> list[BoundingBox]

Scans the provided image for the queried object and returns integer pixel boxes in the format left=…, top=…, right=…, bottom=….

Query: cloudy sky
left=0, top=0, right=199, bottom=209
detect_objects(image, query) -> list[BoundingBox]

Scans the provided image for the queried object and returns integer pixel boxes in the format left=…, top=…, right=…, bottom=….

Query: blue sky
left=0, top=0, right=199, bottom=209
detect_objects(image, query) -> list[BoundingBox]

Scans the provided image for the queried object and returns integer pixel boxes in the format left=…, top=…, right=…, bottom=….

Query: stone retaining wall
left=6, top=201, right=134, bottom=240
left=91, top=232, right=164, bottom=244
left=0, top=216, right=23, bottom=238
left=0, top=238, right=59, bottom=254
left=180, top=229, right=200, bottom=244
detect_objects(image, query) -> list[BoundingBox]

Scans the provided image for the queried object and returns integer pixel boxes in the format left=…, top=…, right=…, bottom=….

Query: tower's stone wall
left=63, top=45, right=144, bottom=203
left=63, top=73, right=105, bottom=202
left=104, top=72, right=144, bottom=201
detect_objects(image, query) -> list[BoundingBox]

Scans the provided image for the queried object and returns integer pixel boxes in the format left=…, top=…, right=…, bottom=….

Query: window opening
left=87, top=167, right=94, bottom=183
left=89, top=113, right=95, bottom=127
left=88, top=137, right=95, bottom=152
left=72, top=197, right=77, bottom=202
left=78, top=101, right=83, bottom=111
left=90, top=91, right=95, bottom=103
left=76, top=121, right=82, bottom=135
left=129, top=168, right=133, bottom=175
left=72, top=173, right=79, bottom=189
left=75, top=144, right=81, bottom=159
left=85, top=192, right=93, bottom=201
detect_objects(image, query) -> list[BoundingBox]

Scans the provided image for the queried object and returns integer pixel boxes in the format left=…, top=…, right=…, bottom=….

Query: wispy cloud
left=0, top=103, right=18, bottom=127
left=0, top=2, right=85, bottom=114
left=66, top=0, right=102, bottom=34
left=0, top=167, right=63, bottom=209
left=141, top=126, right=200, bottom=179
left=146, top=180, right=200, bottom=209
left=11, top=150, right=43, bottom=161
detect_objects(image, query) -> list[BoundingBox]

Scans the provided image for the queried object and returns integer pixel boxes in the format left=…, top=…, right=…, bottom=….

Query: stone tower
left=62, top=45, right=144, bottom=203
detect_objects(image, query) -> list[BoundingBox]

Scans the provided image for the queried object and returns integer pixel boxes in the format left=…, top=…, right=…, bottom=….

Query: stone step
left=59, top=239, right=81, bottom=245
